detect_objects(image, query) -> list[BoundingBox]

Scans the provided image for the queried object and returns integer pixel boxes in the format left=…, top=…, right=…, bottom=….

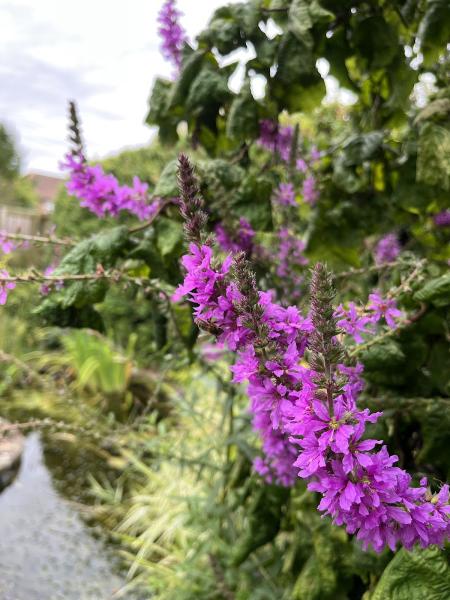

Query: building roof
left=26, top=171, right=64, bottom=212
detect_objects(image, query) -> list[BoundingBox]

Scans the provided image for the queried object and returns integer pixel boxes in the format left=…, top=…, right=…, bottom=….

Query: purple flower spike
left=61, top=152, right=159, bottom=221
left=275, top=183, right=296, bottom=207
left=302, top=176, right=318, bottom=205
left=374, top=233, right=400, bottom=265
left=158, top=0, right=186, bottom=72
left=433, top=210, right=450, bottom=228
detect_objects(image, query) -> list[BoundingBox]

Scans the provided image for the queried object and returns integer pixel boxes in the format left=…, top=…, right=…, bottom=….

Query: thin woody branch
left=0, top=231, right=76, bottom=247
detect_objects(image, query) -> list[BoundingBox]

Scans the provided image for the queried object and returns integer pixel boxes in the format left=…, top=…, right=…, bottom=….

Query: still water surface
left=0, top=433, right=134, bottom=600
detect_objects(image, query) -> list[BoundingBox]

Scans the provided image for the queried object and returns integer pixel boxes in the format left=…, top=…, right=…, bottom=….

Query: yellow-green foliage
left=61, top=330, right=131, bottom=396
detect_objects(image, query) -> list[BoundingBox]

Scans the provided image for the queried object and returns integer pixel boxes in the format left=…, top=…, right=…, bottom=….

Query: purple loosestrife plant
left=274, top=183, right=296, bottom=207
left=62, top=152, right=160, bottom=221
left=0, top=234, right=16, bottom=254
left=374, top=233, right=401, bottom=265
left=174, top=155, right=449, bottom=552
left=62, top=101, right=160, bottom=221
left=367, top=292, right=403, bottom=329
left=335, top=302, right=374, bottom=343
left=258, top=120, right=294, bottom=162
left=335, top=293, right=403, bottom=343
left=275, top=228, right=308, bottom=302
left=302, top=175, right=318, bottom=205
left=215, top=218, right=255, bottom=254
left=157, top=0, right=186, bottom=73
left=433, top=209, right=450, bottom=227
left=0, top=271, right=15, bottom=305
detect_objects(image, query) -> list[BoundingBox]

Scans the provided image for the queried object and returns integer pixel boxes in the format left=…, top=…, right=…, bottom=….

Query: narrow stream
left=0, top=433, right=137, bottom=600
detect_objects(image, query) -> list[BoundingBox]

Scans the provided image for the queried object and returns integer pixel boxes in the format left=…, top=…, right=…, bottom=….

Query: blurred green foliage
left=0, top=1, right=449, bottom=598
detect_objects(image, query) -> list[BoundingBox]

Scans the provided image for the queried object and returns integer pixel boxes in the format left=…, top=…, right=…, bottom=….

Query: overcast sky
left=1, top=0, right=239, bottom=175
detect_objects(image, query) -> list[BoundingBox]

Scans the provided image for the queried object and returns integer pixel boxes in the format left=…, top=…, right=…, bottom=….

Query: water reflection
left=0, top=433, right=131, bottom=600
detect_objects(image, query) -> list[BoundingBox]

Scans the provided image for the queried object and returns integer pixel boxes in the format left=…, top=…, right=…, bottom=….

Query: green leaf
left=231, top=1, right=261, bottom=37
left=414, top=272, right=450, bottom=306
left=342, top=131, right=384, bottom=165
left=153, top=159, right=179, bottom=197
left=35, top=226, right=130, bottom=327
left=324, top=27, right=358, bottom=92
left=352, top=16, right=399, bottom=69
left=169, top=50, right=206, bottom=108
left=155, top=217, right=183, bottom=257
left=271, top=32, right=326, bottom=111
left=226, top=82, right=259, bottom=140
left=309, top=0, right=334, bottom=24
left=146, top=78, right=179, bottom=144
left=418, top=0, right=450, bottom=66
left=186, top=67, right=232, bottom=112
left=198, top=5, right=246, bottom=55
left=414, top=98, right=450, bottom=125
left=333, top=157, right=367, bottom=193
left=384, top=57, right=418, bottom=114
left=417, top=122, right=450, bottom=191
left=146, top=77, right=171, bottom=124
left=234, top=173, right=273, bottom=230
left=289, top=0, right=313, bottom=45
left=370, top=546, right=450, bottom=600
left=275, top=32, right=315, bottom=83
left=230, top=486, right=289, bottom=566
left=248, top=35, right=279, bottom=73
left=289, top=0, right=334, bottom=45
left=360, top=340, right=405, bottom=371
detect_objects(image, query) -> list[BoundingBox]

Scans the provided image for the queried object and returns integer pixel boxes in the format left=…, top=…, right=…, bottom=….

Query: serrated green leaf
left=156, top=218, right=183, bottom=257
left=414, top=272, right=450, bottom=306
left=169, top=50, right=206, bottom=108
left=360, top=340, right=405, bottom=371
left=226, top=82, right=259, bottom=140
left=186, top=67, right=232, bottom=112
left=370, top=546, right=450, bottom=600
left=417, top=122, right=450, bottom=191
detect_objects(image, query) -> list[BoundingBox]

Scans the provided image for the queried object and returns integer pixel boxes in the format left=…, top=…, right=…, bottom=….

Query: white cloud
left=0, top=0, right=235, bottom=173
left=1, top=0, right=353, bottom=175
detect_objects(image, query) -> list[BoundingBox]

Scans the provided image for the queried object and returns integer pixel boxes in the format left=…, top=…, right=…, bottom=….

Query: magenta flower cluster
left=260, top=120, right=320, bottom=207
left=335, top=293, right=402, bottom=343
left=62, top=152, right=160, bottom=221
left=174, top=242, right=449, bottom=552
left=157, top=0, right=186, bottom=72
left=215, top=217, right=255, bottom=254
left=0, top=233, right=30, bottom=255
left=374, top=233, right=401, bottom=265
left=274, top=183, right=296, bottom=207
left=433, top=210, right=450, bottom=228
left=258, top=120, right=294, bottom=162
left=302, top=176, right=319, bottom=205
left=0, top=235, right=16, bottom=254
